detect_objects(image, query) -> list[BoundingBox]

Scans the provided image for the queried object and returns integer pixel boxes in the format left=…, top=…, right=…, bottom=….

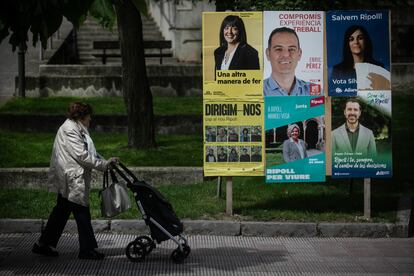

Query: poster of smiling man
left=331, top=93, right=392, bottom=178
left=263, top=11, right=324, bottom=97
left=327, top=10, right=390, bottom=96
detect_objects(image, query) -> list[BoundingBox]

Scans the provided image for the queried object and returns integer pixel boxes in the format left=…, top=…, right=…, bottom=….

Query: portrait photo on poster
left=263, top=11, right=324, bottom=97
left=239, top=126, right=251, bottom=142
left=251, top=146, right=263, bottom=162
left=217, top=146, right=228, bottom=162
left=205, top=146, right=217, bottom=163
left=203, top=12, right=262, bottom=82
left=327, top=10, right=390, bottom=96
left=205, top=126, right=217, bottom=142
left=228, top=126, right=240, bottom=142
left=251, top=125, right=262, bottom=142
left=331, top=95, right=392, bottom=178
left=265, top=117, right=325, bottom=167
left=228, top=146, right=240, bottom=162
left=215, top=126, right=228, bottom=142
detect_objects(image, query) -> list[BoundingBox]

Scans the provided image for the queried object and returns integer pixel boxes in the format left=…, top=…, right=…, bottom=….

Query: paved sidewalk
left=1, top=233, right=414, bottom=275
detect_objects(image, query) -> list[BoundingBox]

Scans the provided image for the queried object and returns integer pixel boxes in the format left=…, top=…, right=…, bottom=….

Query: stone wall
left=392, top=63, right=414, bottom=90
left=149, top=0, right=215, bottom=62
left=16, top=64, right=202, bottom=97
left=16, top=63, right=414, bottom=97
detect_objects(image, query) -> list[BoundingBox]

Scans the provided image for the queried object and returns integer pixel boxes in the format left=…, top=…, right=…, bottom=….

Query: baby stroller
left=112, top=163, right=191, bottom=263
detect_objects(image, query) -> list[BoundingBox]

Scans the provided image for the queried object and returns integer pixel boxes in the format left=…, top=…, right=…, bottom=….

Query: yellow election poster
left=203, top=12, right=263, bottom=99
left=203, top=100, right=265, bottom=176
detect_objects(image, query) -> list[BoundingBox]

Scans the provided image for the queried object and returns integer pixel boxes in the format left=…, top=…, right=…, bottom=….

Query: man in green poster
left=332, top=98, right=377, bottom=156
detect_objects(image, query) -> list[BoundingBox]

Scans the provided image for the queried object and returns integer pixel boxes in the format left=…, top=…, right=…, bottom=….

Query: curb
left=0, top=218, right=411, bottom=238
left=0, top=194, right=411, bottom=238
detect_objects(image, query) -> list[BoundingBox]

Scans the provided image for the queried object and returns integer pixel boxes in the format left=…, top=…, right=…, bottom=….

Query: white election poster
left=263, top=11, right=325, bottom=96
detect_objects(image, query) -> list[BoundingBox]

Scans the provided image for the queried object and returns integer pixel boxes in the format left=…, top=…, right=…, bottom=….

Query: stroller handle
left=110, top=162, right=139, bottom=187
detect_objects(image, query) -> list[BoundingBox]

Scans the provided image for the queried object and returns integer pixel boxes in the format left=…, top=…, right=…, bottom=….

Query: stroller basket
left=111, top=162, right=190, bottom=263
left=129, top=180, right=183, bottom=242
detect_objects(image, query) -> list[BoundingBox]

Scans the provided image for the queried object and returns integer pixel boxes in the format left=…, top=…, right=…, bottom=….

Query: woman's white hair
left=286, top=124, right=300, bottom=137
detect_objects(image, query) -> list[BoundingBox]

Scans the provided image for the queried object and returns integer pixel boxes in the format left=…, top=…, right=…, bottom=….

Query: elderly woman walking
left=32, top=102, right=118, bottom=260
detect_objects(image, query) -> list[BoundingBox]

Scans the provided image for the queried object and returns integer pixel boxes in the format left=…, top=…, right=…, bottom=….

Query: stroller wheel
left=182, top=244, right=191, bottom=257
left=126, top=240, right=146, bottom=262
left=171, top=248, right=185, bottom=264
left=171, top=245, right=190, bottom=264
left=135, top=235, right=155, bottom=255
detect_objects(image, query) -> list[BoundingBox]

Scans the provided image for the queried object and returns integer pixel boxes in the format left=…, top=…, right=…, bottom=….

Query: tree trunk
left=114, top=0, right=156, bottom=148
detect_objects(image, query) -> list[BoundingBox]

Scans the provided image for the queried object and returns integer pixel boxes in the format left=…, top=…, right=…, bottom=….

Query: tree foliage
left=89, top=0, right=117, bottom=30
left=215, top=0, right=414, bottom=11
left=0, top=0, right=155, bottom=149
left=89, top=0, right=148, bottom=30
left=0, top=0, right=94, bottom=51
left=0, top=0, right=149, bottom=51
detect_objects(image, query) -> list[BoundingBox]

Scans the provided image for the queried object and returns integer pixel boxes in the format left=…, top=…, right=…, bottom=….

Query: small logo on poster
left=310, top=84, right=321, bottom=95
left=376, top=171, right=390, bottom=176
left=335, top=87, right=342, bottom=94
left=310, top=96, right=324, bottom=107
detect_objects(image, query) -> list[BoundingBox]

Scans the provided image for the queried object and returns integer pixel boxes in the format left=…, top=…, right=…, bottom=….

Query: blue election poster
left=265, top=96, right=325, bottom=182
left=326, top=10, right=390, bottom=96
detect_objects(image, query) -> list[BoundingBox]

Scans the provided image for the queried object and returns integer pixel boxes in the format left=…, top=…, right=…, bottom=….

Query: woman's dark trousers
left=39, top=194, right=98, bottom=253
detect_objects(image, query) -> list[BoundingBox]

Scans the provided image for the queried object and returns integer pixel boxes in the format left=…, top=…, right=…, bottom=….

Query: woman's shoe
left=78, top=249, right=105, bottom=260
left=32, top=243, right=59, bottom=257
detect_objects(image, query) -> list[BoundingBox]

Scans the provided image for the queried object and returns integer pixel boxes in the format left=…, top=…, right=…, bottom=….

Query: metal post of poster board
left=364, top=178, right=371, bottom=219
left=226, top=177, right=233, bottom=216
left=216, top=176, right=222, bottom=198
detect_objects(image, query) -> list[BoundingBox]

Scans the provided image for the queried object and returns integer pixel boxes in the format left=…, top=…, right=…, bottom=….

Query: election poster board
left=265, top=96, right=326, bottom=182
left=262, top=11, right=326, bottom=182
left=202, top=10, right=392, bottom=180
left=331, top=94, right=392, bottom=178
left=204, top=100, right=265, bottom=176
left=202, top=11, right=265, bottom=176
left=328, top=10, right=392, bottom=178
left=203, top=12, right=263, bottom=99
left=263, top=11, right=324, bottom=97
left=327, top=10, right=390, bottom=96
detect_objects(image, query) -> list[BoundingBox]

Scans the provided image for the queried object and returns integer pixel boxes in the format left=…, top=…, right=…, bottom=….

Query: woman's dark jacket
left=214, top=43, right=260, bottom=70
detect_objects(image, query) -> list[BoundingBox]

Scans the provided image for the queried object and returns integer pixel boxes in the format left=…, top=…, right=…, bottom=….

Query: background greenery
left=1, top=94, right=412, bottom=180
left=0, top=93, right=412, bottom=221
left=0, top=132, right=203, bottom=167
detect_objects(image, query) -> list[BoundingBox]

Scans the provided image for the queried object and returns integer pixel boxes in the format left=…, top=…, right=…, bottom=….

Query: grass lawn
left=265, top=151, right=283, bottom=168
left=0, top=177, right=402, bottom=223
left=0, top=96, right=202, bottom=116
left=0, top=131, right=203, bottom=167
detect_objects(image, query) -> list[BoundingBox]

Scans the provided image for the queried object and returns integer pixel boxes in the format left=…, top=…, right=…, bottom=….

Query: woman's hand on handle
left=107, top=157, right=120, bottom=168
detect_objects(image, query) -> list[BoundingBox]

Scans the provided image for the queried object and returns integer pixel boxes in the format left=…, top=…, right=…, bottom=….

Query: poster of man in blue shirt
left=263, top=11, right=324, bottom=97
left=264, top=27, right=312, bottom=96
